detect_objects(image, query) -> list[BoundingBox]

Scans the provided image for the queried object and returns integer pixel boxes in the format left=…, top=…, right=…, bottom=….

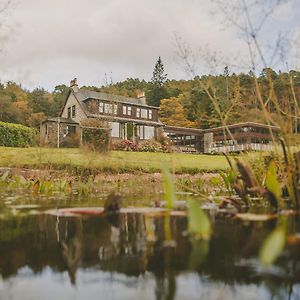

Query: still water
left=0, top=195, right=300, bottom=300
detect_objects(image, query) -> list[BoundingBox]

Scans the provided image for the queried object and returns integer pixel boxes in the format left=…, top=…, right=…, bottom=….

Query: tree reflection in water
left=0, top=212, right=299, bottom=299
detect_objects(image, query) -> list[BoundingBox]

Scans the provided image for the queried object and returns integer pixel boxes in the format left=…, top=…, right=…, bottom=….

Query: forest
left=1, top=67, right=300, bottom=132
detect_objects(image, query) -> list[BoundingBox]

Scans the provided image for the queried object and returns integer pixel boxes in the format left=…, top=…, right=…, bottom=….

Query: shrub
left=111, top=139, right=140, bottom=151
left=139, top=139, right=163, bottom=152
left=60, top=133, right=80, bottom=148
left=0, top=121, right=36, bottom=147
left=82, top=127, right=109, bottom=152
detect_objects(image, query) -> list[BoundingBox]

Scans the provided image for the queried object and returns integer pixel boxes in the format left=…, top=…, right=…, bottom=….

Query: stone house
left=40, top=79, right=280, bottom=153
left=40, top=79, right=164, bottom=147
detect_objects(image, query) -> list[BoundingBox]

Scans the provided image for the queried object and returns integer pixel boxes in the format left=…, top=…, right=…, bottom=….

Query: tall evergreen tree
left=151, top=56, right=167, bottom=86
left=147, top=57, right=169, bottom=106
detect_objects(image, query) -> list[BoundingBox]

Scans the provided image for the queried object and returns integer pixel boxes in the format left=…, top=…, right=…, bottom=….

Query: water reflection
left=0, top=212, right=299, bottom=299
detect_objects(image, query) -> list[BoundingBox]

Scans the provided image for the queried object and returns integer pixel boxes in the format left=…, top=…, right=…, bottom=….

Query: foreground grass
left=0, top=147, right=229, bottom=174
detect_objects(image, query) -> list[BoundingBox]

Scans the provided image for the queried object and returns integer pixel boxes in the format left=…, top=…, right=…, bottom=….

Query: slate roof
left=74, top=89, right=158, bottom=109
left=202, top=121, right=280, bottom=133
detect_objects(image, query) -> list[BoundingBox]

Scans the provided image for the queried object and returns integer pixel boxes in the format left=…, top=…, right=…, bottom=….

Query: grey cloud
left=0, top=0, right=298, bottom=90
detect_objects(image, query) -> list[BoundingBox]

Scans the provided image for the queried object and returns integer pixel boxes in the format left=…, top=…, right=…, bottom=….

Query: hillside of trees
left=1, top=68, right=300, bottom=132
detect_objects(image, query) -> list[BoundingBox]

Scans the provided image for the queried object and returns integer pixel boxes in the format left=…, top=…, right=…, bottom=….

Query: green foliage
left=82, top=127, right=109, bottom=152
left=162, top=165, right=176, bottom=209
left=147, top=57, right=169, bottom=107
left=259, top=223, right=286, bottom=266
left=265, top=161, right=283, bottom=209
left=219, top=170, right=236, bottom=195
left=151, top=56, right=167, bottom=86
left=187, top=199, right=211, bottom=239
left=0, top=121, right=36, bottom=147
left=1, top=68, right=300, bottom=132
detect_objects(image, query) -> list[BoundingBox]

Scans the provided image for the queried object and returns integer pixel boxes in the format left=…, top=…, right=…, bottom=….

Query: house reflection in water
left=0, top=212, right=299, bottom=299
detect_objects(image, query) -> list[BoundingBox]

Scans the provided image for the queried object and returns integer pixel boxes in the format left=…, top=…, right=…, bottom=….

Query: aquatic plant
left=162, top=165, right=211, bottom=239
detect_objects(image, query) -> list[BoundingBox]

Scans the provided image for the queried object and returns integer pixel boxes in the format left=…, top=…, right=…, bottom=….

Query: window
left=136, top=108, right=141, bottom=118
left=110, top=122, right=120, bottom=137
left=99, top=102, right=104, bottom=113
left=123, top=105, right=132, bottom=116
left=104, top=103, right=113, bottom=114
left=67, top=107, right=71, bottom=118
left=144, top=126, right=155, bottom=139
left=114, top=104, right=118, bottom=115
left=100, top=102, right=117, bottom=114
left=68, top=125, right=76, bottom=135
left=148, top=110, right=152, bottom=120
left=141, top=108, right=147, bottom=118
left=139, top=125, right=144, bottom=139
left=72, top=105, right=76, bottom=117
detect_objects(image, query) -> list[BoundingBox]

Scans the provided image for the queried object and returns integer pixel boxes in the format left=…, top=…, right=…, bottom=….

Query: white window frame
left=113, top=104, right=118, bottom=115
left=141, top=108, right=147, bottom=118
left=123, top=105, right=132, bottom=116
left=99, top=102, right=104, bottom=113
left=148, top=109, right=152, bottom=120
left=104, top=103, right=113, bottom=114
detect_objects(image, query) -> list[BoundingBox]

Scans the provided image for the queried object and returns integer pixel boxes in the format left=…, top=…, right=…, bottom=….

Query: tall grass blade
left=265, top=161, right=282, bottom=209
left=259, top=225, right=286, bottom=266
left=162, top=165, right=176, bottom=209
left=187, top=199, right=211, bottom=239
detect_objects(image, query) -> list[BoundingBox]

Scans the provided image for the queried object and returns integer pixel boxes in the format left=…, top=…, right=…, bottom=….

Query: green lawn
left=0, top=147, right=229, bottom=174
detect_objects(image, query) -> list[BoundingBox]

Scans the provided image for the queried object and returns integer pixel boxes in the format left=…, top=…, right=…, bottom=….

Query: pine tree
left=151, top=56, right=167, bottom=86
left=147, top=57, right=169, bottom=106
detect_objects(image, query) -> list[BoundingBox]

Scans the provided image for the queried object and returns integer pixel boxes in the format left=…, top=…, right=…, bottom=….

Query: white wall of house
left=61, top=93, right=86, bottom=123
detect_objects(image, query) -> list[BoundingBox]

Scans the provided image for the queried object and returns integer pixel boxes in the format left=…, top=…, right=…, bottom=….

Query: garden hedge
left=0, top=121, right=36, bottom=147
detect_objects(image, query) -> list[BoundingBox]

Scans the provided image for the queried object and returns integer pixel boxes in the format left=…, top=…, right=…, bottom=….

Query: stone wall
left=40, top=121, right=80, bottom=147
left=61, top=93, right=87, bottom=123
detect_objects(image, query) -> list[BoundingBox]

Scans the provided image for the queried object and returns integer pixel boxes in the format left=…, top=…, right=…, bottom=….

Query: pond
left=0, top=192, right=300, bottom=300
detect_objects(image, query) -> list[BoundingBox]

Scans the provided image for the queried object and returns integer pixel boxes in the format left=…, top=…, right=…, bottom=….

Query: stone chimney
left=70, top=78, right=79, bottom=93
left=137, top=91, right=146, bottom=104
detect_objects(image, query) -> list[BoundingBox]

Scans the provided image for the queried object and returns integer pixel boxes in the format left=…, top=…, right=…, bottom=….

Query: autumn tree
left=159, top=96, right=196, bottom=128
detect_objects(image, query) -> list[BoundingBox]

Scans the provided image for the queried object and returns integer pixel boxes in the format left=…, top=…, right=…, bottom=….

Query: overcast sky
left=0, top=0, right=299, bottom=91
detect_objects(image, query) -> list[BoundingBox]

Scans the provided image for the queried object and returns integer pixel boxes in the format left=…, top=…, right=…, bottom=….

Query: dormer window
left=136, top=107, right=141, bottom=118
left=99, top=102, right=118, bottom=115
left=99, top=102, right=104, bottom=113
left=113, top=104, right=118, bottom=114
left=104, top=103, right=113, bottom=114
left=141, top=108, right=147, bottom=118
left=67, top=107, right=71, bottom=118
left=123, top=105, right=132, bottom=116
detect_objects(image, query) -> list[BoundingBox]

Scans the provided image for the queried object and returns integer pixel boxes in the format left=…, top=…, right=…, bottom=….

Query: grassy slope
left=0, top=147, right=229, bottom=174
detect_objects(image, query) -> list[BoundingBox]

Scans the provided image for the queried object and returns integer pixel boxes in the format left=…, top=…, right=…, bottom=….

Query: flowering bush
left=111, top=139, right=140, bottom=151
left=139, top=140, right=163, bottom=152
